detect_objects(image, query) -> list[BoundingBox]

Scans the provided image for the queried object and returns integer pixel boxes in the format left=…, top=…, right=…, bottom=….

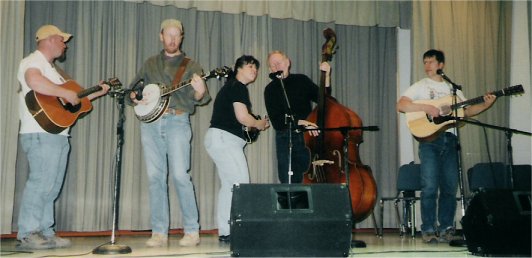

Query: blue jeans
left=275, top=130, right=311, bottom=183
left=204, top=128, right=249, bottom=236
left=140, top=113, right=200, bottom=234
left=18, top=133, right=70, bottom=240
left=419, top=132, right=459, bottom=234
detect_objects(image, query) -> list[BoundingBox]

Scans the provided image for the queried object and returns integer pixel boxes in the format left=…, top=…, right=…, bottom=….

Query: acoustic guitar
left=405, top=84, right=523, bottom=141
left=25, top=78, right=122, bottom=134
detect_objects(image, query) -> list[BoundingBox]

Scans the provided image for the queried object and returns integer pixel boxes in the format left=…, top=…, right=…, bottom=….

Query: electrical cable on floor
left=0, top=250, right=34, bottom=256
left=31, top=241, right=109, bottom=258
left=35, top=250, right=94, bottom=258
left=28, top=250, right=233, bottom=258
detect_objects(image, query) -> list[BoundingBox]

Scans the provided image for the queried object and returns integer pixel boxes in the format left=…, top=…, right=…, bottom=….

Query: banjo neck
left=160, top=73, right=211, bottom=97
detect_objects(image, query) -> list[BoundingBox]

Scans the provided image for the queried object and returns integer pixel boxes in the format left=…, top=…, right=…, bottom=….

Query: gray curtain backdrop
left=0, top=0, right=25, bottom=235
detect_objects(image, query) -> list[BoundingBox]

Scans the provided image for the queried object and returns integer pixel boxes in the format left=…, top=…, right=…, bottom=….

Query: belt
left=165, top=107, right=185, bottom=115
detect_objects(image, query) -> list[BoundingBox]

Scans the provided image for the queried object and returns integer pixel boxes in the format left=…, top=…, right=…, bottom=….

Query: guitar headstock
left=502, top=84, right=524, bottom=96
left=106, top=77, right=124, bottom=97
left=321, top=28, right=337, bottom=62
left=207, top=66, right=231, bottom=80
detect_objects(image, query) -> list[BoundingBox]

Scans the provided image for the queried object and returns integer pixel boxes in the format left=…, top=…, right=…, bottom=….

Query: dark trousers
left=275, top=130, right=311, bottom=183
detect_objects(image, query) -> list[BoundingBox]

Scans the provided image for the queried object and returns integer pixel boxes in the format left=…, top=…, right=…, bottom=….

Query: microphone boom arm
left=437, top=69, right=462, bottom=91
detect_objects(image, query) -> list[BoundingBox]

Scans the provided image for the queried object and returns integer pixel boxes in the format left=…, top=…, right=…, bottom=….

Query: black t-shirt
left=210, top=78, right=252, bottom=140
left=264, top=74, right=320, bottom=131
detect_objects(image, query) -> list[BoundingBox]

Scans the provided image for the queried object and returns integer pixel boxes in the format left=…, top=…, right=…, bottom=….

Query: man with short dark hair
left=397, top=49, right=496, bottom=243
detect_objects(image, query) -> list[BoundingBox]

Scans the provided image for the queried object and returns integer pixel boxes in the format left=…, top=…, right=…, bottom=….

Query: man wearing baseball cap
left=35, top=25, right=72, bottom=42
left=16, top=24, right=109, bottom=250
left=127, top=18, right=209, bottom=248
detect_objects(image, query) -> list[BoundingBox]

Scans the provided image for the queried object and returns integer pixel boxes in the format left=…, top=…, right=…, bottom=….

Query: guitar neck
left=77, top=85, right=102, bottom=98
left=450, top=88, right=506, bottom=110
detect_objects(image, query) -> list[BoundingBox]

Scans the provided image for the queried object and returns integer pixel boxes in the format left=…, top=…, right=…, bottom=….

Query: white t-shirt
left=402, top=77, right=467, bottom=135
left=402, top=77, right=466, bottom=102
left=18, top=50, right=69, bottom=135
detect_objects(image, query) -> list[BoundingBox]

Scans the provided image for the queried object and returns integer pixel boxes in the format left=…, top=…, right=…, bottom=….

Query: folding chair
left=379, top=162, right=421, bottom=238
left=468, top=163, right=531, bottom=191
left=468, top=162, right=509, bottom=191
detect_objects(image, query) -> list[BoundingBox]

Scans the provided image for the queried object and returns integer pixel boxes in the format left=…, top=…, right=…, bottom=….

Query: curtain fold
left=128, top=0, right=411, bottom=28
left=0, top=0, right=25, bottom=234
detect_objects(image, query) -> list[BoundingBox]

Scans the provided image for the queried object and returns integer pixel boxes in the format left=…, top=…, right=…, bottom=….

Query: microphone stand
left=447, top=117, right=531, bottom=188
left=272, top=73, right=301, bottom=211
left=445, top=80, right=469, bottom=247
left=276, top=74, right=298, bottom=185
left=93, top=87, right=132, bottom=254
left=436, top=72, right=469, bottom=246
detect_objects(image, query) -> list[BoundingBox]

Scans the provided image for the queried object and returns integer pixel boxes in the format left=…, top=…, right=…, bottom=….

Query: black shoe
left=218, top=235, right=230, bottom=243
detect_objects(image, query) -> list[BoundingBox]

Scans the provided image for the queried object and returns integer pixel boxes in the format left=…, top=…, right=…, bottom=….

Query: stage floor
left=1, top=232, right=475, bottom=257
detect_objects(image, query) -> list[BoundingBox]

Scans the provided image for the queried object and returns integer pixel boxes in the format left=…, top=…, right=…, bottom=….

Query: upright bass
left=303, top=28, right=377, bottom=222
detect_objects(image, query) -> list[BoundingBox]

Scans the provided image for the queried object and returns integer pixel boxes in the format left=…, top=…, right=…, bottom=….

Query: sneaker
left=16, top=232, right=53, bottom=250
left=422, top=231, right=438, bottom=244
left=146, top=233, right=168, bottom=247
left=438, top=227, right=462, bottom=243
left=179, top=232, right=200, bottom=247
left=218, top=235, right=230, bottom=243
left=44, top=235, right=71, bottom=248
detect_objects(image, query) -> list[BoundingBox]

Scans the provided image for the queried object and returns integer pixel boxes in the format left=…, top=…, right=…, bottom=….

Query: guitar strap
left=172, top=57, right=191, bottom=86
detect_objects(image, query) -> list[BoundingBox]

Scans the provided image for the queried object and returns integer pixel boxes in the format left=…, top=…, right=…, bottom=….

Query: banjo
left=134, top=66, right=230, bottom=123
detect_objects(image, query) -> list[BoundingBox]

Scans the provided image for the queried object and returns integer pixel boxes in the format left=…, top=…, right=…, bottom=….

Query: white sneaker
left=179, top=232, right=200, bottom=247
left=146, top=233, right=168, bottom=247
left=16, top=232, right=53, bottom=250
left=44, top=235, right=71, bottom=248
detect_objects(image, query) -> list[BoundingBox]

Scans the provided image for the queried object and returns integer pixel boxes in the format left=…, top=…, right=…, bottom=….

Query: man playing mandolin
left=397, top=49, right=496, bottom=243
left=204, top=55, right=269, bottom=243
left=126, top=18, right=210, bottom=248
left=17, top=24, right=109, bottom=250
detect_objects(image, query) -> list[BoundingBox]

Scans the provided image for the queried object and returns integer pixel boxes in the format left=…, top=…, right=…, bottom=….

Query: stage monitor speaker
left=229, top=183, right=352, bottom=257
left=462, top=189, right=531, bottom=256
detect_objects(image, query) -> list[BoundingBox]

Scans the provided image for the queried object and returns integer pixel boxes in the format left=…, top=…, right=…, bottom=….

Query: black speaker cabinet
left=462, top=189, right=531, bottom=256
left=230, top=184, right=352, bottom=257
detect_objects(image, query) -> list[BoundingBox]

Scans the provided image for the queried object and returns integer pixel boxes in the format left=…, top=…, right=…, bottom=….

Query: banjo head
left=134, top=83, right=169, bottom=122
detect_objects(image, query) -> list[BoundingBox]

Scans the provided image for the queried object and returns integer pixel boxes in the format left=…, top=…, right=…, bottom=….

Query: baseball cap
left=160, top=19, right=183, bottom=34
left=36, top=25, right=72, bottom=42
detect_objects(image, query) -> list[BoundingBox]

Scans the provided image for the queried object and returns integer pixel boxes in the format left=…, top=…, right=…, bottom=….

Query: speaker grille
left=463, top=189, right=531, bottom=256
left=230, top=184, right=352, bottom=257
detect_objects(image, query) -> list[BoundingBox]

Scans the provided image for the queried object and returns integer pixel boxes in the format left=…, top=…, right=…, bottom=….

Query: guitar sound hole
left=59, top=98, right=81, bottom=113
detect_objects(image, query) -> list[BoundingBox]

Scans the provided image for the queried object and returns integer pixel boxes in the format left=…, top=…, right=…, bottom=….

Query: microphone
left=436, top=69, right=450, bottom=81
left=436, top=69, right=462, bottom=90
left=134, top=79, right=144, bottom=100
left=269, top=71, right=283, bottom=80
